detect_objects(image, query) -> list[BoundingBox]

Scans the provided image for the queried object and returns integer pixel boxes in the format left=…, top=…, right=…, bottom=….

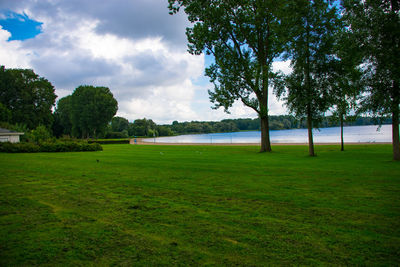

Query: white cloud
left=0, top=26, right=31, bottom=68
left=1, top=0, right=292, bottom=124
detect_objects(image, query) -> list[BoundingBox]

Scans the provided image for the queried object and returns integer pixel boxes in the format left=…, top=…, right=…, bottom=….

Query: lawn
left=0, top=144, right=399, bottom=265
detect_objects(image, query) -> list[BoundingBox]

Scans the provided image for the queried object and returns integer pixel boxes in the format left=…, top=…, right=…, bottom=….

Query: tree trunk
left=340, top=113, right=344, bottom=151
left=260, top=116, right=272, bottom=152
left=307, top=106, right=315, bottom=157
left=393, top=101, right=400, bottom=161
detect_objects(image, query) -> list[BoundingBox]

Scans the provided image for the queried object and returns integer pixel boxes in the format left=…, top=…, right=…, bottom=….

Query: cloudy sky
left=0, top=0, right=290, bottom=124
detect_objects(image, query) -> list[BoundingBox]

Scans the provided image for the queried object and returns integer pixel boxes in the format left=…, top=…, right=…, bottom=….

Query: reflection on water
left=143, top=125, right=393, bottom=144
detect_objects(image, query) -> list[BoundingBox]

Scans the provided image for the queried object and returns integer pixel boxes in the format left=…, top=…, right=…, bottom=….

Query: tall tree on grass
left=52, top=95, right=73, bottom=137
left=70, top=86, right=118, bottom=138
left=0, top=66, right=56, bottom=129
left=329, top=28, right=363, bottom=151
left=168, top=0, right=289, bottom=152
left=342, top=0, right=400, bottom=160
left=275, top=0, right=340, bottom=156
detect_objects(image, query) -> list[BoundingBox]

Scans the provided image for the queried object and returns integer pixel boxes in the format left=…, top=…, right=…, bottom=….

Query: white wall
left=0, top=135, right=20, bottom=143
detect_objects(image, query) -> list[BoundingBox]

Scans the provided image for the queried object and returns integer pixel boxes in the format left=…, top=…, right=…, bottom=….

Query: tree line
left=0, top=66, right=118, bottom=139
left=107, top=115, right=391, bottom=138
left=168, top=0, right=400, bottom=160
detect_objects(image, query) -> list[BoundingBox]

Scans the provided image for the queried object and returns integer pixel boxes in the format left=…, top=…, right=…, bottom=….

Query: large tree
left=168, top=0, right=289, bottom=152
left=342, top=0, right=400, bottom=160
left=275, top=0, right=340, bottom=156
left=70, top=85, right=118, bottom=138
left=0, top=66, right=56, bottom=129
left=52, top=95, right=73, bottom=137
left=111, top=116, right=130, bottom=132
left=329, top=27, right=363, bottom=151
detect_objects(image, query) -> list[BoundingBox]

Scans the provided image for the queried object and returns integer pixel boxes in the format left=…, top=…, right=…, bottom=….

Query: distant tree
left=27, top=125, right=53, bottom=144
left=0, top=102, right=11, bottom=123
left=0, top=66, right=56, bottom=129
left=111, top=116, right=130, bottom=132
left=156, top=125, right=174, bottom=136
left=342, top=0, right=400, bottom=160
left=70, top=85, right=118, bottom=138
left=53, top=95, right=73, bottom=137
left=328, top=26, right=363, bottom=151
left=169, top=0, right=289, bottom=152
left=275, top=0, right=340, bottom=156
left=131, top=118, right=156, bottom=137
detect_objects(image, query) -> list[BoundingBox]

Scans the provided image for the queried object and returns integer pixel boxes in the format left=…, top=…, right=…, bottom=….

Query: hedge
left=0, top=141, right=102, bottom=153
left=88, top=139, right=130, bottom=144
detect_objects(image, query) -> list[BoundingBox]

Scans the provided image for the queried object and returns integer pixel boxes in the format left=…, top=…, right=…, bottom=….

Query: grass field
left=1, top=144, right=399, bottom=265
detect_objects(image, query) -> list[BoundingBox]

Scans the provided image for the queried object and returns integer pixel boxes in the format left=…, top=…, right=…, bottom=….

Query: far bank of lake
left=143, top=124, right=393, bottom=144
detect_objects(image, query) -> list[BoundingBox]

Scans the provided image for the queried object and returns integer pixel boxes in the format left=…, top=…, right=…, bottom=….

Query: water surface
left=143, top=125, right=393, bottom=144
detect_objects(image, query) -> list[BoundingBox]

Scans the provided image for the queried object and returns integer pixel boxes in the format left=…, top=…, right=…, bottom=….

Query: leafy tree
left=130, top=118, right=156, bottom=137
left=328, top=27, right=363, bottom=151
left=275, top=0, right=340, bottom=156
left=156, top=125, right=174, bottom=136
left=111, top=116, right=130, bottom=132
left=342, top=0, right=400, bottom=160
left=53, top=95, right=73, bottom=137
left=27, top=125, right=53, bottom=144
left=168, top=0, right=289, bottom=152
left=0, top=66, right=56, bottom=129
left=70, top=85, right=118, bottom=138
left=0, top=102, right=11, bottom=123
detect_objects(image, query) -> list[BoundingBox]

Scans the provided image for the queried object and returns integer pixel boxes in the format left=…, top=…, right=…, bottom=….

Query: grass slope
left=0, top=144, right=399, bottom=265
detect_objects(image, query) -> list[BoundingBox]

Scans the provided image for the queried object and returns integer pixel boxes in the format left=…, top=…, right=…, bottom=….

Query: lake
left=143, top=125, right=393, bottom=144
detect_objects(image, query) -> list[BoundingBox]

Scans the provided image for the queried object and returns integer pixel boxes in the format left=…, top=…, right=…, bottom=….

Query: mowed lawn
left=0, top=144, right=399, bottom=266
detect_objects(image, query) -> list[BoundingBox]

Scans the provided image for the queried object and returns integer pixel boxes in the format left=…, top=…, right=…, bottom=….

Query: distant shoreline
left=131, top=139, right=391, bottom=146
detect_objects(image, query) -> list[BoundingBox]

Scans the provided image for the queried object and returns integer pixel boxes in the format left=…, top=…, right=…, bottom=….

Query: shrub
left=0, top=142, right=40, bottom=153
left=105, top=131, right=129, bottom=139
left=27, top=125, right=53, bottom=144
left=0, top=140, right=102, bottom=153
left=88, top=139, right=130, bottom=144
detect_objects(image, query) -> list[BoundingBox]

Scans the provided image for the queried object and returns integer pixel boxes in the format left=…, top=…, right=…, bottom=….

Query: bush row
left=88, top=139, right=130, bottom=144
left=0, top=141, right=102, bottom=153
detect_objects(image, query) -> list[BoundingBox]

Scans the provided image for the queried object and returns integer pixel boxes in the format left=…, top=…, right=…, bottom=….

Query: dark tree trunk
left=340, top=113, right=344, bottom=151
left=393, top=100, right=400, bottom=161
left=307, top=106, right=315, bottom=157
left=260, top=116, right=272, bottom=152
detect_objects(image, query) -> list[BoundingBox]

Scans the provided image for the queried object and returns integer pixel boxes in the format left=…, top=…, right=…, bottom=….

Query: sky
left=0, top=0, right=290, bottom=124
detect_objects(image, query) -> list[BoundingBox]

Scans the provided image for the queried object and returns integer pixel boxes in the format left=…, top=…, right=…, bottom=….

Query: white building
left=0, top=128, right=24, bottom=143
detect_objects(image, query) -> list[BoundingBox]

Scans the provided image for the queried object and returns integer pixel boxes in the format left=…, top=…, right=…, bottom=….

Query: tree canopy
left=54, top=85, right=118, bottom=138
left=169, top=0, right=289, bottom=152
left=275, top=0, right=340, bottom=156
left=342, top=0, right=400, bottom=160
left=0, top=66, right=57, bottom=129
left=70, top=85, right=118, bottom=138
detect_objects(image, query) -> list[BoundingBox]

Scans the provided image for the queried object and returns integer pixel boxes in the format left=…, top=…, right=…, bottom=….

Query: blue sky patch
left=0, top=11, right=42, bottom=41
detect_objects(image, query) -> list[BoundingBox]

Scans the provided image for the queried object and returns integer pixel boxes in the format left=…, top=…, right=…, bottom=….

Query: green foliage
left=105, top=131, right=129, bottom=139
left=0, top=66, right=56, bottom=129
left=0, top=102, right=11, bottom=122
left=169, top=0, right=290, bottom=151
left=275, top=0, right=341, bottom=156
left=111, top=116, right=129, bottom=132
left=0, top=142, right=39, bottom=153
left=89, top=139, right=130, bottom=144
left=0, top=140, right=102, bottom=153
left=52, top=95, right=73, bottom=138
left=342, top=0, right=400, bottom=159
left=70, top=85, right=118, bottom=138
left=0, top=145, right=399, bottom=265
left=26, top=125, right=53, bottom=144
left=54, top=86, right=118, bottom=138
left=129, top=118, right=157, bottom=137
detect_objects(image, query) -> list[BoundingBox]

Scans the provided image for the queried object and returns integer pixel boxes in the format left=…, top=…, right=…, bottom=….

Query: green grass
left=0, top=144, right=399, bottom=265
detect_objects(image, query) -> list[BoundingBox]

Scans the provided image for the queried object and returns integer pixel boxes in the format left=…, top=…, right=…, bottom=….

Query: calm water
left=143, top=125, right=393, bottom=144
